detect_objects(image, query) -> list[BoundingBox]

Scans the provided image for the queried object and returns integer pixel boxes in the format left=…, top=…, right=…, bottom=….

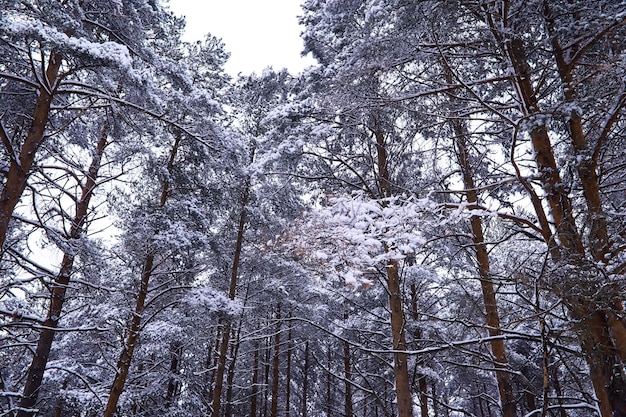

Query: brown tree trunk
left=16, top=124, right=108, bottom=417
left=166, top=341, right=183, bottom=408
left=484, top=4, right=626, bottom=414
left=343, top=311, right=353, bottom=417
left=250, top=342, right=260, bottom=417
left=212, top=180, right=249, bottom=417
left=224, top=324, right=241, bottom=417
left=373, top=127, right=414, bottom=417
left=103, top=136, right=181, bottom=417
left=285, top=317, right=292, bottom=417
left=301, top=341, right=310, bottom=417
left=449, top=113, right=518, bottom=416
left=270, top=303, right=281, bottom=417
left=0, top=51, right=62, bottom=252
left=326, top=345, right=332, bottom=417
left=410, top=284, right=429, bottom=417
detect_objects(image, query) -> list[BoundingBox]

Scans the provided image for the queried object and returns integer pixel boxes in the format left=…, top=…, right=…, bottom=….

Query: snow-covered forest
left=1, top=1, right=626, bottom=416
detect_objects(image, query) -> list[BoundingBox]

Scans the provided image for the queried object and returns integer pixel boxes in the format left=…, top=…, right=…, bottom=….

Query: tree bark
left=343, top=311, right=353, bottom=417
left=270, top=303, right=281, bottom=417
left=211, top=180, right=249, bottom=417
left=16, top=123, right=108, bottom=417
left=0, top=51, right=62, bottom=253
left=250, top=342, right=260, bottom=417
left=448, top=104, right=518, bottom=416
left=484, top=3, right=626, bottom=414
left=166, top=341, right=183, bottom=408
left=301, top=341, right=310, bottom=417
left=410, top=284, right=429, bottom=417
left=285, top=317, right=292, bottom=417
left=103, top=135, right=181, bottom=417
left=373, top=127, right=414, bottom=417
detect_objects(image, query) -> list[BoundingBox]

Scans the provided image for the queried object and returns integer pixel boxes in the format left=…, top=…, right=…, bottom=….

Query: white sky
left=166, top=0, right=316, bottom=76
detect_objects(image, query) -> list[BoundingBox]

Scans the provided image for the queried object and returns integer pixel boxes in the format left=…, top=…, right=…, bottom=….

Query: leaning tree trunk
left=483, top=3, right=626, bottom=414
left=445, top=72, right=518, bottom=416
left=16, top=123, right=108, bottom=417
left=103, top=136, right=181, bottom=417
left=0, top=51, right=62, bottom=253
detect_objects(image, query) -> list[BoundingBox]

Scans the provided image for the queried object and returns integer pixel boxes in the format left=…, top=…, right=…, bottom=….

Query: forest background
left=1, top=1, right=626, bottom=417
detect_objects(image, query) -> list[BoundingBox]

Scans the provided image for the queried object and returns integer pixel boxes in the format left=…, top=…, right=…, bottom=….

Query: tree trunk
left=250, top=342, right=260, bottom=417
left=166, top=341, right=183, bottom=408
left=326, top=345, right=332, bottom=417
left=224, top=332, right=239, bottom=417
left=212, top=181, right=249, bottom=417
left=285, top=317, right=292, bottom=417
left=0, top=52, right=62, bottom=253
left=410, top=284, right=428, bottom=417
left=16, top=123, right=108, bottom=417
left=270, top=303, right=281, bottom=417
left=343, top=311, right=353, bottom=417
left=263, top=335, right=270, bottom=417
left=450, top=112, right=518, bottom=416
left=103, top=136, right=181, bottom=417
left=373, top=127, right=414, bottom=417
left=301, top=341, right=310, bottom=417
left=484, top=4, right=626, bottom=414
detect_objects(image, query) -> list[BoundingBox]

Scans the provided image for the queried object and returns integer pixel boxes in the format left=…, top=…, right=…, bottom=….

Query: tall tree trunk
left=410, top=284, right=429, bottom=417
left=103, top=135, right=181, bottom=417
left=448, top=102, right=518, bottom=416
left=263, top=335, right=270, bottom=417
left=223, top=338, right=236, bottom=417
left=484, top=3, right=626, bottom=414
left=301, top=341, right=310, bottom=417
left=326, top=345, right=332, bottom=417
left=373, top=127, right=414, bottom=417
left=166, top=341, right=183, bottom=408
left=250, top=342, right=260, bottom=417
left=343, top=311, right=353, bottom=417
left=270, top=303, right=281, bottom=417
left=16, top=123, right=108, bottom=417
left=285, top=317, right=292, bottom=417
left=543, top=5, right=626, bottom=414
left=225, top=312, right=245, bottom=417
left=0, top=52, right=62, bottom=253
left=212, top=156, right=251, bottom=417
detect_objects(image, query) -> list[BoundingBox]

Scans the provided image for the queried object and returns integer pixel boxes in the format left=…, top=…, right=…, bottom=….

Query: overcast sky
left=166, top=0, right=316, bottom=76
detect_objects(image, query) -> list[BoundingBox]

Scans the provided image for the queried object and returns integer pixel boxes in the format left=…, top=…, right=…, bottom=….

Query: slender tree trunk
left=206, top=324, right=222, bottom=407
left=285, top=317, right=292, bottom=417
left=103, top=136, right=181, bottom=417
left=448, top=109, right=517, bottom=416
left=301, top=341, right=310, bottom=417
left=16, top=124, right=108, bottom=417
left=410, top=284, right=428, bottom=417
left=212, top=158, right=251, bottom=417
left=343, top=311, right=353, bottom=417
left=263, top=335, right=270, bottom=417
left=250, top=342, right=260, bottom=417
left=326, top=345, right=332, bottom=417
left=225, top=316, right=244, bottom=417
left=270, top=303, right=281, bottom=417
left=166, top=341, right=183, bottom=408
left=0, top=51, right=62, bottom=253
left=373, top=127, right=414, bottom=417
